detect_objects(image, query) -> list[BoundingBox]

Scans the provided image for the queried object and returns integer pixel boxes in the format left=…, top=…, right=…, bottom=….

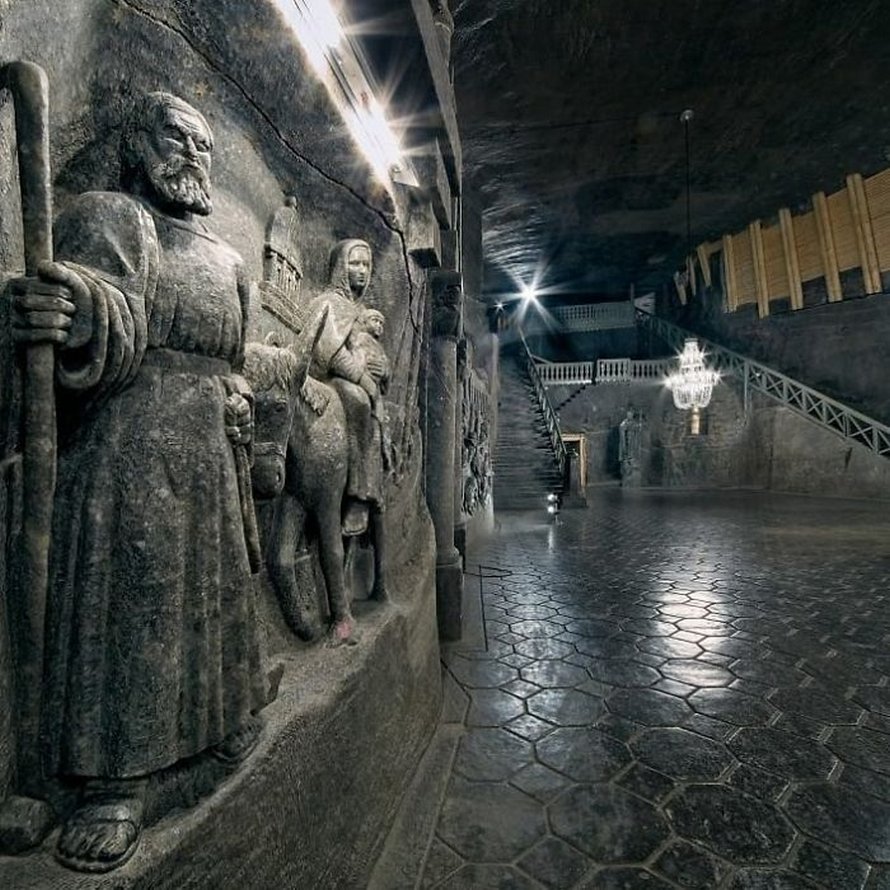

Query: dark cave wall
left=556, top=378, right=890, bottom=499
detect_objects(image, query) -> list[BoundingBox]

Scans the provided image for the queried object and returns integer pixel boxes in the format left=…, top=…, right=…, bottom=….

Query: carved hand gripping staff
left=1, top=59, right=55, bottom=793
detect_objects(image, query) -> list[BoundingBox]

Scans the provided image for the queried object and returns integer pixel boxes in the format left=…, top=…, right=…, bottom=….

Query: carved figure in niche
left=619, top=408, right=644, bottom=487
left=10, top=92, right=266, bottom=873
left=309, top=240, right=386, bottom=538
left=246, top=242, right=390, bottom=646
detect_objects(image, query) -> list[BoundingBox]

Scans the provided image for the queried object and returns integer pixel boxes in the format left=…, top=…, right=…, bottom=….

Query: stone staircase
left=494, top=347, right=566, bottom=510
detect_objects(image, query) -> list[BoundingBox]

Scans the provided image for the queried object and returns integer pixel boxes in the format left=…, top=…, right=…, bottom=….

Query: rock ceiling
left=451, top=0, right=890, bottom=299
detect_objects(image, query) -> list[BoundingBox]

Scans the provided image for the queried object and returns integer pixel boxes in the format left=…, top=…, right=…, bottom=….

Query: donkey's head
left=243, top=342, right=298, bottom=500
left=243, top=307, right=331, bottom=499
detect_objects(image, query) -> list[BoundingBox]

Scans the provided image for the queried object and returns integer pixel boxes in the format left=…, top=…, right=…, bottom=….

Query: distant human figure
left=619, top=408, right=644, bottom=487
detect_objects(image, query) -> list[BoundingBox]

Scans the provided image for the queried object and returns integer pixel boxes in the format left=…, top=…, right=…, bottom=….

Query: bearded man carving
left=12, top=92, right=266, bottom=872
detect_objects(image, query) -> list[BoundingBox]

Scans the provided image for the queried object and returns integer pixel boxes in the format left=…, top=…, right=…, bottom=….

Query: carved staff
left=1, top=60, right=55, bottom=786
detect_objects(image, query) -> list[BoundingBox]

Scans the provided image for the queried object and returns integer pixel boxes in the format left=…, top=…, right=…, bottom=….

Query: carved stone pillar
left=427, top=272, right=463, bottom=641
left=453, top=337, right=468, bottom=565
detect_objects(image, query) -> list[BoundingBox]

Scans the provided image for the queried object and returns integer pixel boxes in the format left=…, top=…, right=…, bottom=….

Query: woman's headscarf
left=327, top=238, right=373, bottom=302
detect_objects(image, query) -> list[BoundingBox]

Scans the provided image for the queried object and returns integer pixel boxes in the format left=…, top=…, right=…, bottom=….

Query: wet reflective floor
left=424, top=491, right=890, bottom=889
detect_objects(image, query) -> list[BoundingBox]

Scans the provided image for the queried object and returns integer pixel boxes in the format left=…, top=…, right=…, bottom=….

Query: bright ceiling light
left=520, top=283, right=539, bottom=303
left=286, top=0, right=344, bottom=76
left=349, top=95, right=406, bottom=183
left=276, top=0, right=417, bottom=188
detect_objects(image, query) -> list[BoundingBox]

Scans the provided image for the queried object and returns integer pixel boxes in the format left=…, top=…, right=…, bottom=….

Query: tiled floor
left=423, top=491, right=890, bottom=889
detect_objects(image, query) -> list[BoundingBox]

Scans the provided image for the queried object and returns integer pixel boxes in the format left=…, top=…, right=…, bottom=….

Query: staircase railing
left=524, top=301, right=635, bottom=333
left=536, top=357, right=675, bottom=385
left=518, top=330, right=567, bottom=483
left=636, top=309, right=890, bottom=459
left=536, top=360, right=595, bottom=385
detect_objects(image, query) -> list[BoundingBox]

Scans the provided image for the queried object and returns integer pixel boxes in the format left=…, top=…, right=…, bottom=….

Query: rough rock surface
left=453, top=0, right=890, bottom=295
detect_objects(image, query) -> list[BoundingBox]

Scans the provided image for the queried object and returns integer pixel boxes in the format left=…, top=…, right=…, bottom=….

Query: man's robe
left=41, top=191, right=266, bottom=779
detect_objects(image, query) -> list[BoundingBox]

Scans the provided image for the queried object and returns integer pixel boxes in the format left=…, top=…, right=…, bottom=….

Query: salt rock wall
left=0, top=1, right=441, bottom=886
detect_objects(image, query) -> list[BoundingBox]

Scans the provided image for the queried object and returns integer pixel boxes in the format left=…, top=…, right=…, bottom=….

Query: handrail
left=536, top=361, right=595, bottom=385
left=518, top=329, right=567, bottom=483
left=536, top=357, right=675, bottom=385
left=524, top=301, right=635, bottom=333
left=636, top=309, right=890, bottom=459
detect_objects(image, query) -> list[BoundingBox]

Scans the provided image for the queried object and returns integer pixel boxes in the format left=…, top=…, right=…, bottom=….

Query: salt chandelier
left=665, top=338, right=720, bottom=410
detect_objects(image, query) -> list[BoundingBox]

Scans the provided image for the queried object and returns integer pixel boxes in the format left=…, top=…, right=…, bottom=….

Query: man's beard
left=147, top=156, right=212, bottom=216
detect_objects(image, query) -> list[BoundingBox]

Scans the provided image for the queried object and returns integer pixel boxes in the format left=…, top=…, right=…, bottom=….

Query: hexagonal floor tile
left=729, top=727, right=836, bottom=779
left=608, top=688, right=692, bottom=725
left=587, top=658, right=661, bottom=688
left=514, top=638, right=576, bottom=660
left=453, top=728, right=535, bottom=781
left=509, top=619, right=564, bottom=639
left=520, top=659, right=589, bottom=688
left=510, top=761, right=574, bottom=804
left=660, top=659, right=735, bottom=688
left=666, top=784, right=795, bottom=865
left=448, top=657, right=520, bottom=689
left=827, top=726, right=890, bottom=776
left=638, top=637, right=701, bottom=659
left=517, top=836, right=589, bottom=889
left=631, top=727, right=734, bottom=780
left=655, top=839, right=729, bottom=888
left=466, top=689, right=526, bottom=727
left=550, top=783, right=670, bottom=862
left=688, top=688, right=775, bottom=726
left=769, top=687, right=861, bottom=725
left=852, top=685, right=890, bottom=716
left=537, top=726, right=631, bottom=783
left=527, top=688, right=604, bottom=725
left=438, top=778, right=546, bottom=863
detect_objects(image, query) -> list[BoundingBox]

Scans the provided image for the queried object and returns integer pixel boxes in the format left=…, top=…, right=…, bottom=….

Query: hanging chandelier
left=665, top=338, right=720, bottom=410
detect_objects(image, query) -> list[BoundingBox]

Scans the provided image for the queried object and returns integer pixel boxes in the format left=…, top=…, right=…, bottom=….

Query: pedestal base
left=453, top=522, right=467, bottom=567
left=436, top=557, right=464, bottom=642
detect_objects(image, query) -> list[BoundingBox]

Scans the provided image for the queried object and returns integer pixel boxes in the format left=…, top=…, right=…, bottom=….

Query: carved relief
left=460, top=342, right=492, bottom=516
left=259, top=196, right=304, bottom=333
left=246, top=239, right=391, bottom=648
left=7, top=91, right=266, bottom=872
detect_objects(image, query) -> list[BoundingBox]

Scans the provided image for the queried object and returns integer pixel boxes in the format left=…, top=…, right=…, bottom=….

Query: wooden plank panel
left=762, top=223, right=789, bottom=300
left=722, top=234, right=737, bottom=311
left=794, top=211, right=822, bottom=282
left=871, top=211, right=890, bottom=272
left=749, top=220, right=770, bottom=317
left=732, top=230, right=756, bottom=306
left=866, top=168, right=890, bottom=270
left=865, top=167, right=890, bottom=220
left=779, top=207, right=804, bottom=310
left=827, top=187, right=858, bottom=271
left=847, top=173, right=881, bottom=293
left=814, top=191, right=842, bottom=301
left=697, top=243, right=713, bottom=288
